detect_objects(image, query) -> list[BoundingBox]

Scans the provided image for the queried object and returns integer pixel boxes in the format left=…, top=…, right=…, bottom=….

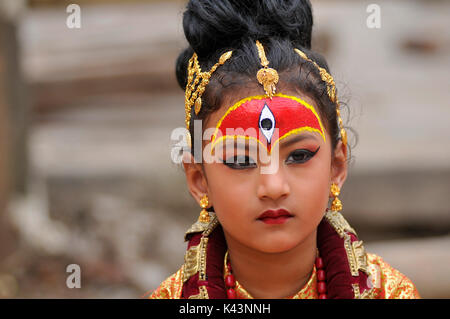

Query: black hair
left=176, top=0, right=354, bottom=160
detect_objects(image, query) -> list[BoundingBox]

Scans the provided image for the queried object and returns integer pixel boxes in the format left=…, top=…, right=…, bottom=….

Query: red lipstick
left=257, top=209, right=293, bottom=225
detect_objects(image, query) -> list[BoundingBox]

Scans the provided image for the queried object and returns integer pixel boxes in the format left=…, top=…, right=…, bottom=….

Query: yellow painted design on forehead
left=209, top=93, right=326, bottom=155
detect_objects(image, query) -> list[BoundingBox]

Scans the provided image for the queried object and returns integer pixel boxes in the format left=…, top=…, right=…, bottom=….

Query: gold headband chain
left=185, top=51, right=233, bottom=130
left=184, top=42, right=347, bottom=147
left=294, top=48, right=348, bottom=147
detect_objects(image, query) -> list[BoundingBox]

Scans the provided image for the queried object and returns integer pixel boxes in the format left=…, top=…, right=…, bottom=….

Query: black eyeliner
left=285, top=146, right=320, bottom=164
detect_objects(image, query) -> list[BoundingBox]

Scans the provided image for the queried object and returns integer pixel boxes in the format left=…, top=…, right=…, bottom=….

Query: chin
left=255, top=239, right=301, bottom=254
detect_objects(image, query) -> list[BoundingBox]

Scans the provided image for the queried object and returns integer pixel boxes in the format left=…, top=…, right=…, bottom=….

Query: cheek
left=203, top=163, right=261, bottom=244
left=203, top=163, right=253, bottom=214
left=300, top=153, right=331, bottom=213
left=285, top=146, right=331, bottom=211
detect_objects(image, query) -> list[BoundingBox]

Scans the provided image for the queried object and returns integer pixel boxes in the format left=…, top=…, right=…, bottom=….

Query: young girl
left=149, top=0, right=419, bottom=299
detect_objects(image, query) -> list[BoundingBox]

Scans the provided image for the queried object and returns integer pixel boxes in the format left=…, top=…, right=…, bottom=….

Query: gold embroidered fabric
left=223, top=259, right=318, bottom=299
left=365, top=253, right=420, bottom=299
left=147, top=252, right=420, bottom=299
left=147, top=267, right=184, bottom=299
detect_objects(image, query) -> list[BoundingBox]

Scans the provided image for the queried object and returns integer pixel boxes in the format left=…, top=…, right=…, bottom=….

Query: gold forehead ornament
left=255, top=40, right=279, bottom=99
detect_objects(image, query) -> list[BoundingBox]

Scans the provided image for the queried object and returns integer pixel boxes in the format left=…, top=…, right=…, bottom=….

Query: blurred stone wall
left=1, top=0, right=449, bottom=298
left=1, top=1, right=24, bottom=298
left=0, top=14, right=12, bottom=257
left=0, top=14, right=9, bottom=222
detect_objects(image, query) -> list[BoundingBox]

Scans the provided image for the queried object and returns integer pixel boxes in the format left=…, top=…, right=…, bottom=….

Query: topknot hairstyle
left=176, top=0, right=352, bottom=157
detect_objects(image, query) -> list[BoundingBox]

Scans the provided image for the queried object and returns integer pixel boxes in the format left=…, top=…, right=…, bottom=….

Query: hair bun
left=183, top=0, right=313, bottom=58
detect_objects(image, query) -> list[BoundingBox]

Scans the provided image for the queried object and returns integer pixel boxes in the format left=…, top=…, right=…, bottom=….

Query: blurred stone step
left=19, top=1, right=187, bottom=112
left=342, top=169, right=450, bottom=237
left=30, top=93, right=197, bottom=216
left=365, top=235, right=450, bottom=298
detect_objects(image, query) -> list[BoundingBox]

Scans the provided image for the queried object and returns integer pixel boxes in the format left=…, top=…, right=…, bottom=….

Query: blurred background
left=0, top=0, right=449, bottom=298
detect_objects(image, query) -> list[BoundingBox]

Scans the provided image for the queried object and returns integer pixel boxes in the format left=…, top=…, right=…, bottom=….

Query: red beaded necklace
left=224, top=251, right=327, bottom=299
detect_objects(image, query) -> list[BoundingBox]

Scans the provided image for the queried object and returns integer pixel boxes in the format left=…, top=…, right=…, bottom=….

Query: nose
left=256, top=164, right=290, bottom=201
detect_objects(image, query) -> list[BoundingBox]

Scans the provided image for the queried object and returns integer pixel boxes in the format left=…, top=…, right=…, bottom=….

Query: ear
left=330, top=140, right=348, bottom=194
left=182, top=152, right=210, bottom=205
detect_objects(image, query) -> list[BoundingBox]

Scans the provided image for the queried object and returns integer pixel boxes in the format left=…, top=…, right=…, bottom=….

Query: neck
left=224, top=230, right=317, bottom=299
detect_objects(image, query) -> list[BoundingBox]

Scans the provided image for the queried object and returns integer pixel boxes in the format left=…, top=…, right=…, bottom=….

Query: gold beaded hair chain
left=294, top=48, right=347, bottom=147
left=185, top=51, right=233, bottom=130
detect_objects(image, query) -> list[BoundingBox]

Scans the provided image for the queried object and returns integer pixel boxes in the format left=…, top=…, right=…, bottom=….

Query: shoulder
left=146, top=267, right=184, bottom=299
left=365, top=252, right=420, bottom=299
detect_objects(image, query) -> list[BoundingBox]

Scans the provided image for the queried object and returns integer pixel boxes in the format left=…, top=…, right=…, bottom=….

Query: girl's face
left=184, top=90, right=347, bottom=254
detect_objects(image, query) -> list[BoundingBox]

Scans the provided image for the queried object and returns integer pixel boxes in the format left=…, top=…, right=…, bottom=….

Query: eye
left=222, top=155, right=257, bottom=170
left=259, top=103, right=276, bottom=144
left=285, top=147, right=320, bottom=164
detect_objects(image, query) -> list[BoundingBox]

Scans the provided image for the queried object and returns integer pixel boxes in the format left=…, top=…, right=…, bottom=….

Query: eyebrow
left=279, top=133, right=319, bottom=148
left=233, top=139, right=258, bottom=151
left=233, top=133, right=319, bottom=151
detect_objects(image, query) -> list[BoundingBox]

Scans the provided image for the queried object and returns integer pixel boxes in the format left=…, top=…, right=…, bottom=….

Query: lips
left=257, top=209, right=293, bottom=225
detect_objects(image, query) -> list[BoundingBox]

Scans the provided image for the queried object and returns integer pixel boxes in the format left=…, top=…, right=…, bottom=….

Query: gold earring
left=198, top=194, right=210, bottom=223
left=330, top=183, right=343, bottom=212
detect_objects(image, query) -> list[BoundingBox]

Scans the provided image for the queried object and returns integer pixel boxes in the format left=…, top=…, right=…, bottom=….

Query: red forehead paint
left=210, top=94, right=326, bottom=154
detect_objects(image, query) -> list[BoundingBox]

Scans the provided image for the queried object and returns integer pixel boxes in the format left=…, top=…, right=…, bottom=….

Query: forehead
left=205, top=91, right=322, bottom=130
left=204, top=93, right=327, bottom=154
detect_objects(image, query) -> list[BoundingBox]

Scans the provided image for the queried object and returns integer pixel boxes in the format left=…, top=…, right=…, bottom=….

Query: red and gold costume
left=148, top=211, right=419, bottom=299
left=149, top=40, right=420, bottom=299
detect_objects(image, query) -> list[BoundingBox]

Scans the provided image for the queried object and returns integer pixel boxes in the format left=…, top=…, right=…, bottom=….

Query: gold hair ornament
left=256, top=40, right=279, bottom=99
left=185, top=51, right=233, bottom=130
left=294, top=48, right=348, bottom=147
